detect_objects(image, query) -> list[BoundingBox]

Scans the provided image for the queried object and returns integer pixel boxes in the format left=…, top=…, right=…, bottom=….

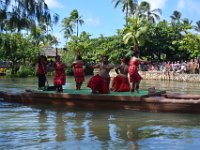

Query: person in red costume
left=111, top=57, right=130, bottom=92
left=37, top=55, right=48, bottom=89
left=129, top=52, right=148, bottom=93
left=72, top=55, right=85, bottom=90
left=53, top=55, right=67, bottom=92
left=87, top=55, right=114, bottom=94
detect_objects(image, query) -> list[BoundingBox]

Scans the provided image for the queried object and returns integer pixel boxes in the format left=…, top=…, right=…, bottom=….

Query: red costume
left=112, top=75, right=130, bottom=92
left=129, top=58, right=142, bottom=82
left=37, top=62, right=47, bottom=75
left=87, top=74, right=110, bottom=94
left=53, top=63, right=66, bottom=86
left=73, top=63, right=85, bottom=83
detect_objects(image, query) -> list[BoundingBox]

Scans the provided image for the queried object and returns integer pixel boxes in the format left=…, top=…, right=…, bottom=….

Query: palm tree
left=61, top=17, right=74, bottom=40
left=194, top=20, right=200, bottom=32
left=112, top=0, right=138, bottom=25
left=123, top=17, right=148, bottom=55
left=137, top=1, right=162, bottom=24
left=170, top=10, right=182, bottom=22
left=0, top=0, right=59, bottom=32
left=69, top=9, right=84, bottom=37
left=182, top=18, right=192, bottom=33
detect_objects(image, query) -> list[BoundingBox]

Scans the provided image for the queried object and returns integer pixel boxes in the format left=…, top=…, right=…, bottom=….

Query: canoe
left=0, top=89, right=200, bottom=113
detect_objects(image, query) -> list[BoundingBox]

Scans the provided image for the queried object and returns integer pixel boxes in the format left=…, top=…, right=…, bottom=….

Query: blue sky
left=44, top=0, right=200, bottom=48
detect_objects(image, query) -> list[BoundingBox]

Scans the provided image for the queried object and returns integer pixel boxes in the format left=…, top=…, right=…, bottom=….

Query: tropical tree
left=69, top=9, right=84, bottom=37
left=122, top=17, right=148, bottom=57
left=170, top=10, right=181, bottom=23
left=112, top=0, right=138, bottom=25
left=61, top=9, right=84, bottom=42
left=193, top=20, right=200, bottom=32
left=137, top=1, right=162, bottom=24
left=0, top=0, right=59, bottom=32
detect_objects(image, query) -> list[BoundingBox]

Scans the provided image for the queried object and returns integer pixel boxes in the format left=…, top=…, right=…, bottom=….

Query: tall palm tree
left=69, top=9, right=84, bottom=37
left=123, top=17, right=148, bottom=55
left=170, top=10, right=182, bottom=22
left=194, top=20, right=200, bottom=32
left=112, top=0, right=138, bottom=25
left=61, top=17, right=74, bottom=40
left=137, top=1, right=162, bottom=24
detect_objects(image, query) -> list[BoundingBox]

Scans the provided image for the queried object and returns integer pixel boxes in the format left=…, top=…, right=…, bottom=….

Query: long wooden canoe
left=0, top=89, right=200, bottom=113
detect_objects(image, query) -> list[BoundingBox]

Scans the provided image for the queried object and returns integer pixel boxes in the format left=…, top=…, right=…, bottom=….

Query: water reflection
left=2, top=105, right=195, bottom=149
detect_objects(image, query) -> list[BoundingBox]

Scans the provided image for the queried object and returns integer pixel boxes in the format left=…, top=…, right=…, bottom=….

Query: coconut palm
left=123, top=17, right=148, bottom=55
left=0, top=0, right=59, bottom=32
left=61, top=17, right=74, bottom=40
left=69, top=9, right=84, bottom=37
left=194, top=20, right=200, bottom=32
left=112, top=0, right=138, bottom=25
left=170, top=10, right=182, bottom=22
left=137, top=1, right=162, bottom=24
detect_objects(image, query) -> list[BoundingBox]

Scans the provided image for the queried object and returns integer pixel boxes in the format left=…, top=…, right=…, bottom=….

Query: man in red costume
left=37, top=55, right=48, bottom=89
left=87, top=56, right=114, bottom=94
left=111, top=57, right=130, bottom=92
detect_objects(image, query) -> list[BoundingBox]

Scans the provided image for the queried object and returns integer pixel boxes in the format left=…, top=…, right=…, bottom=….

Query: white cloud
left=139, top=0, right=167, bottom=10
left=85, top=17, right=101, bottom=27
left=44, top=0, right=64, bottom=9
left=177, top=0, right=185, bottom=10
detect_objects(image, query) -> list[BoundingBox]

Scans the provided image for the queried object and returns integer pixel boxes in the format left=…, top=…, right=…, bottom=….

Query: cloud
left=85, top=17, right=101, bottom=27
left=44, top=0, right=64, bottom=9
left=139, top=0, right=167, bottom=10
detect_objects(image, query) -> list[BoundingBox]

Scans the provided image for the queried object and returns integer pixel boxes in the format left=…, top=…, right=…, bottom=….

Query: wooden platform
left=1, top=89, right=200, bottom=113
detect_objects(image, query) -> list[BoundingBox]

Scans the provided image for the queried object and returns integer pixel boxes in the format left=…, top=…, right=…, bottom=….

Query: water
left=0, top=76, right=200, bottom=150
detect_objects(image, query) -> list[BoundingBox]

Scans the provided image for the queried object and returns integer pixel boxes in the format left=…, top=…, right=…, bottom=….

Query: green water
left=0, top=76, right=200, bottom=150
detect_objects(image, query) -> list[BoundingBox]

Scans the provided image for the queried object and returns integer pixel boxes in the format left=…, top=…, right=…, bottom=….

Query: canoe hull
left=1, top=91, right=200, bottom=113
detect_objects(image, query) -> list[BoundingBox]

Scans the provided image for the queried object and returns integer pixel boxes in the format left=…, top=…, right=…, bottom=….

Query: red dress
left=73, top=63, right=85, bottom=82
left=87, top=74, right=110, bottom=94
left=53, top=63, right=66, bottom=86
left=112, top=75, right=130, bottom=92
left=129, top=59, right=142, bottom=82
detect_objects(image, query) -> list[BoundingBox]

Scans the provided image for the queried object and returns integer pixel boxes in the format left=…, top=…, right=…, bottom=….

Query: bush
left=17, top=65, right=36, bottom=77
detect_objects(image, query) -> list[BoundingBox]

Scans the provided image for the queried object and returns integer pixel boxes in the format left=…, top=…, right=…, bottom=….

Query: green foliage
left=16, top=65, right=35, bottom=77
left=0, top=33, right=40, bottom=74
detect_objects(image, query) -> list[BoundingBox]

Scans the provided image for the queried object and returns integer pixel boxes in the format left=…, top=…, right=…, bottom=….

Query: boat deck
left=39, top=88, right=154, bottom=97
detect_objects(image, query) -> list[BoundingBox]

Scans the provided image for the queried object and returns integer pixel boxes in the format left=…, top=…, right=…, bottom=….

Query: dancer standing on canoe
left=111, top=57, right=130, bottom=92
left=72, top=54, right=85, bottom=90
left=87, top=55, right=114, bottom=94
left=129, top=52, right=149, bottom=93
left=37, top=55, right=48, bottom=89
left=53, top=55, right=67, bottom=92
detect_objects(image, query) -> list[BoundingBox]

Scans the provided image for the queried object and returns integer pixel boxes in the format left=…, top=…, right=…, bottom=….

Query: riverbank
left=140, top=71, right=200, bottom=82
left=108, top=70, right=200, bottom=83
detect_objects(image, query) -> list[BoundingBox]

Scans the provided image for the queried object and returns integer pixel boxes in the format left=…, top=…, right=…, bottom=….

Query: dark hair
left=76, top=55, right=82, bottom=60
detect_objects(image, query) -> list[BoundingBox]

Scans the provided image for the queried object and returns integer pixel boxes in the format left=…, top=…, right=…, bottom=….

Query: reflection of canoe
left=1, top=89, right=200, bottom=113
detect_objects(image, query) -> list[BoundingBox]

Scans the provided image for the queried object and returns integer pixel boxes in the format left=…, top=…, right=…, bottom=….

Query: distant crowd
left=140, top=58, right=200, bottom=74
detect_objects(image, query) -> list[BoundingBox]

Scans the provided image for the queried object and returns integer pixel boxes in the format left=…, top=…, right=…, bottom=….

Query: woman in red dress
left=112, top=58, right=130, bottom=92
left=129, top=53, right=148, bottom=93
left=87, top=56, right=114, bottom=94
left=72, top=55, right=85, bottom=90
left=53, top=55, right=67, bottom=92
